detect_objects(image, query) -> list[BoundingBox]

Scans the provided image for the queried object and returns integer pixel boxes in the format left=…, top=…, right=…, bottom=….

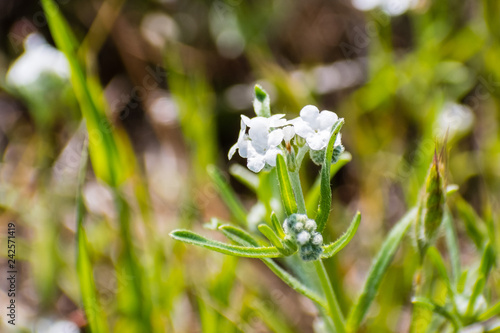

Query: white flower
left=297, top=231, right=311, bottom=245
left=282, top=125, right=295, bottom=143
left=6, top=33, right=70, bottom=87
left=228, top=114, right=286, bottom=172
left=290, top=105, right=339, bottom=151
left=311, top=233, right=323, bottom=245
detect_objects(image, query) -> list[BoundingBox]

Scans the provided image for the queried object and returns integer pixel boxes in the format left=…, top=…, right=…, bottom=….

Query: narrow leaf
left=276, top=154, right=298, bottom=216
left=443, top=207, right=461, bottom=284
left=271, top=212, right=286, bottom=238
left=426, top=246, right=457, bottom=307
left=412, top=297, right=461, bottom=331
left=170, top=230, right=282, bottom=258
left=321, top=212, right=361, bottom=259
left=347, top=208, right=417, bottom=331
left=455, top=197, right=486, bottom=250
left=465, top=243, right=495, bottom=317
left=207, top=165, right=247, bottom=226
left=258, top=224, right=291, bottom=255
left=75, top=146, right=109, bottom=333
left=479, top=300, right=500, bottom=321
left=306, top=152, right=352, bottom=216
left=219, top=225, right=260, bottom=247
left=41, top=0, right=133, bottom=186
left=229, top=164, right=259, bottom=192
left=219, top=225, right=327, bottom=309
left=316, top=120, right=344, bottom=232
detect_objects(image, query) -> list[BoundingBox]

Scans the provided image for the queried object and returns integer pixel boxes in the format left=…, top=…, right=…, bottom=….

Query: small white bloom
left=290, top=105, right=339, bottom=151
left=294, top=222, right=304, bottom=232
left=6, top=33, right=70, bottom=87
left=297, top=231, right=311, bottom=245
left=282, top=125, right=295, bottom=143
left=228, top=114, right=286, bottom=173
left=311, top=233, right=323, bottom=245
left=305, top=219, right=317, bottom=231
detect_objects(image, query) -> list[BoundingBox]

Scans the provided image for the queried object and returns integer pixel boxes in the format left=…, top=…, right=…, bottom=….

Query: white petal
left=269, top=114, right=287, bottom=127
left=247, top=144, right=266, bottom=172
left=228, top=143, right=238, bottom=159
left=282, top=126, right=295, bottom=142
left=267, top=129, right=284, bottom=147
left=238, top=138, right=249, bottom=158
left=264, top=147, right=281, bottom=166
left=292, top=118, right=315, bottom=139
left=300, top=105, right=320, bottom=126
left=307, top=131, right=330, bottom=150
left=248, top=116, right=268, bottom=129
left=241, top=115, right=251, bottom=127
left=317, top=111, right=338, bottom=130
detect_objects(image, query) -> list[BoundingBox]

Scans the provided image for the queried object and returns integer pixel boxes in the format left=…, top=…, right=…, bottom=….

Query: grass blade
left=443, top=207, right=461, bottom=285
left=346, top=208, right=417, bottom=332
left=276, top=154, right=298, bottom=216
left=41, top=0, right=133, bottom=186
left=306, top=152, right=352, bottom=217
left=455, top=197, right=486, bottom=250
left=76, top=145, right=109, bottom=333
left=412, top=297, right=461, bottom=331
left=465, top=243, right=495, bottom=317
left=321, top=212, right=361, bottom=259
left=170, top=230, right=283, bottom=258
left=207, top=165, right=248, bottom=226
left=316, top=120, right=344, bottom=232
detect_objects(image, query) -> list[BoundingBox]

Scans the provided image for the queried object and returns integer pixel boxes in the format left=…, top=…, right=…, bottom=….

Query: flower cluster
left=229, top=104, right=344, bottom=172
left=283, top=214, right=323, bottom=261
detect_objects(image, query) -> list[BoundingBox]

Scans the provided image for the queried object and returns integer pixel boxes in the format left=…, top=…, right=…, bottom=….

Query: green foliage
left=316, top=120, right=344, bottom=233
left=170, top=230, right=283, bottom=258
left=276, top=154, right=298, bottom=216
left=322, top=212, right=361, bottom=259
left=347, top=208, right=417, bottom=332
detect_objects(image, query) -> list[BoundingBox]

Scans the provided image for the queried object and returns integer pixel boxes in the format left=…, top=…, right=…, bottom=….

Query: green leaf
left=218, top=225, right=260, bottom=247
left=75, top=145, right=109, bottom=333
left=41, top=0, right=133, bottom=186
left=207, top=165, right=248, bottom=226
left=465, top=243, right=495, bottom=317
left=316, top=120, right=344, bottom=232
left=478, top=300, right=500, bottom=321
left=321, top=212, right=361, bottom=259
left=253, top=84, right=271, bottom=117
left=170, top=230, right=282, bottom=258
left=346, top=208, right=417, bottom=332
left=276, top=154, right=298, bottom=216
left=306, top=152, right=352, bottom=217
left=229, top=164, right=259, bottom=192
left=443, top=207, right=461, bottom=285
left=426, top=246, right=457, bottom=307
left=271, top=212, right=286, bottom=238
left=218, top=226, right=327, bottom=309
left=258, top=224, right=295, bottom=255
left=412, top=297, right=461, bottom=331
left=455, top=197, right=486, bottom=250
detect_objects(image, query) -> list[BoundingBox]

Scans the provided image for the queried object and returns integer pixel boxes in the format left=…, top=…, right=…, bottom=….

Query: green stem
left=289, top=170, right=306, bottom=214
left=314, top=260, right=346, bottom=333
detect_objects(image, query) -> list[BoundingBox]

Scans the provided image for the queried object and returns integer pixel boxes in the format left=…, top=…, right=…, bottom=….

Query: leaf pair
left=170, top=212, right=361, bottom=260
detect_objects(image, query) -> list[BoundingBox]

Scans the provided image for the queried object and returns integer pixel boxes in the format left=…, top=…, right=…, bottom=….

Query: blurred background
left=0, top=0, right=499, bottom=332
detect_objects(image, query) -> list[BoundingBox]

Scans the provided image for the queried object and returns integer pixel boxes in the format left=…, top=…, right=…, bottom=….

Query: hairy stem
left=289, top=170, right=306, bottom=214
left=314, top=260, right=346, bottom=333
